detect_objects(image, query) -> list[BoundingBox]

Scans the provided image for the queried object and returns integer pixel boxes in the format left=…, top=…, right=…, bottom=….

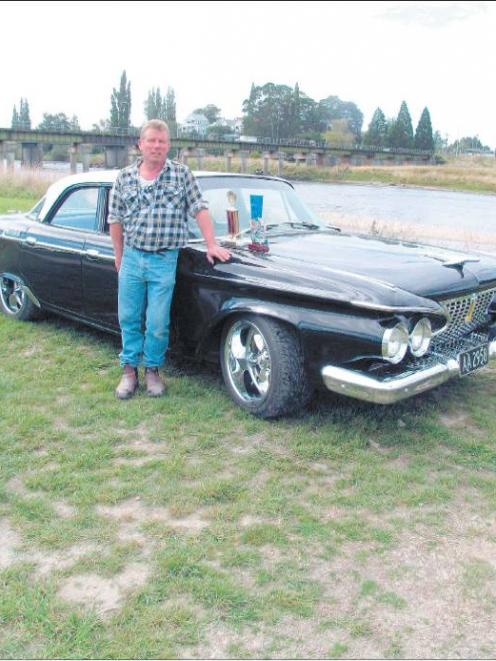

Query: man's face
left=139, top=128, right=170, bottom=166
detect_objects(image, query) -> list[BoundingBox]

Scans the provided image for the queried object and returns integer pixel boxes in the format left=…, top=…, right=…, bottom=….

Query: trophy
left=225, top=190, right=240, bottom=245
left=248, top=194, right=269, bottom=253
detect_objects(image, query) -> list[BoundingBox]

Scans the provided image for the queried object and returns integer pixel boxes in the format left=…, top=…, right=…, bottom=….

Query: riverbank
left=194, top=154, right=496, bottom=195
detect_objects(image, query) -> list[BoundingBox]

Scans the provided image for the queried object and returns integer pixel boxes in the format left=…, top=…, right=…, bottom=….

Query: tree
left=144, top=87, right=165, bottom=121
left=363, top=107, right=388, bottom=146
left=11, top=105, right=19, bottom=129
left=193, top=104, right=221, bottom=125
left=37, top=113, right=79, bottom=131
left=242, top=82, right=302, bottom=139
left=324, top=119, right=356, bottom=146
left=165, top=87, right=177, bottom=137
left=388, top=101, right=414, bottom=149
left=319, top=96, right=363, bottom=141
left=110, top=70, right=132, bottom=130
left=414, top=107, right=434, bottom=151
left=12, top=98, right=31, bottom=129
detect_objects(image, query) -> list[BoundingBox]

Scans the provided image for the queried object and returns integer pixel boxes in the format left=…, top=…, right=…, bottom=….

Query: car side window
left=50, top=187, right=99, bottom=232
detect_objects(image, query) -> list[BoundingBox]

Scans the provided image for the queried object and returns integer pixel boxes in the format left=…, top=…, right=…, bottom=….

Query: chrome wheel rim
left=224, top=320, right=272, bottom=403
left=0, top=276, right=25, bottom=315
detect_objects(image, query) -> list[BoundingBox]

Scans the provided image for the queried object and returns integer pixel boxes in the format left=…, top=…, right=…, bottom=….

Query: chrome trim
left=322, top=339, right=496, bottom=405
left=349, top=300, right=443, bottom=314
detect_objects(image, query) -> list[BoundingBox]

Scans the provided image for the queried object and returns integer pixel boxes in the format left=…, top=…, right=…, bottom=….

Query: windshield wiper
left=265, top=221, right=321, bottom=231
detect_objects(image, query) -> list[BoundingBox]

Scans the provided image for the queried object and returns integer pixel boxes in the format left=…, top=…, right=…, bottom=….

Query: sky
left=1, top=0, right=495, bottom=148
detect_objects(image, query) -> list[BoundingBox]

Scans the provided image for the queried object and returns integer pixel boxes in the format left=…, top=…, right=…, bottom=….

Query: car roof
left=37, top=169, right=291, bottom=221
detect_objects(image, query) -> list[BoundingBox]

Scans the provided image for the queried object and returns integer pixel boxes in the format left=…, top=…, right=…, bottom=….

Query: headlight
left=409, top=318, right=432, bottom=357
left=382, top=323, right=409, bottom=364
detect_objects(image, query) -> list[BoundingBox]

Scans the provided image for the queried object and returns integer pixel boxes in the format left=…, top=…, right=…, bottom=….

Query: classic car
left=1, top=170, right=496, bottom=418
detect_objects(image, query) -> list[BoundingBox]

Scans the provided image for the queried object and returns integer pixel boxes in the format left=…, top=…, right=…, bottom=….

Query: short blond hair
left=140, top=119, right=170, bottom=139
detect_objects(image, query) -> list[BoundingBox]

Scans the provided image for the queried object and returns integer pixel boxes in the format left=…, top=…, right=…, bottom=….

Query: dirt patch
left=97, top=498, right=210, bottom=535
left=57, top=562, right=150, bottom=616
left=27, top=542, right=100, bottom=577
left=439, top=411, right=483, bottom=434
left=0, top=519, right=22, bottom=569
left=52, top=501, right=76, bottom=518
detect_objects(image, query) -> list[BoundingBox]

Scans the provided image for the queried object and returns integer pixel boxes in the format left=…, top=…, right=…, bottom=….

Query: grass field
left=1, top=172, right=496, bottom=658
left=1, top=312, right=496, bottom=659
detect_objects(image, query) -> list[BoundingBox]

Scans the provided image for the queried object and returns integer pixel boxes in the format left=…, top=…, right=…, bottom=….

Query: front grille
left=382, top=331, right=490, bottom=378
left=432, top=287, right=495, bottom=349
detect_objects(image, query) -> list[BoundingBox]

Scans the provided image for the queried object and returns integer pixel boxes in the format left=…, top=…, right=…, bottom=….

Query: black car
left=1, top=171, right=495, bottom=417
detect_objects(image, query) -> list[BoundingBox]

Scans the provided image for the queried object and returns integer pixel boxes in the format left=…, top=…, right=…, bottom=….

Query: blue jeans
left=118, top=245, right=179, bottom=368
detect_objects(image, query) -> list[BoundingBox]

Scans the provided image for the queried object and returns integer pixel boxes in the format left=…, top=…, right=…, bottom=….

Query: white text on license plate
left=459, top=344, right=489, bottom=376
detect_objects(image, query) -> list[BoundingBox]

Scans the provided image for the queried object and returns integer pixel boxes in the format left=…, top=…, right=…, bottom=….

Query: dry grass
left=188, top=153, right=496, bottom=194
left=0, top=168, right=60, bottom=199
left=318, top=212, right=496, bottom=255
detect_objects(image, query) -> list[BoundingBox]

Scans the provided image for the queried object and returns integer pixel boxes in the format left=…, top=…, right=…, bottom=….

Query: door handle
left=25, top=236, right=37, bottom=246
left=85, top=249, right=100, bottom=259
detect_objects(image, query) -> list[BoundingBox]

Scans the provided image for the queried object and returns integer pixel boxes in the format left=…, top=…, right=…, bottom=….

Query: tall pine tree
left=110, top=71, right=132, bottom=129
left=364, top=108, right=388, bottom=146
left=15, top=98, right=31, bottom=129
left=388, top=101, right=414, bottom=148
left=414, top=107, right=434, bottom=151
left=11, top=105, right=19, bottom=129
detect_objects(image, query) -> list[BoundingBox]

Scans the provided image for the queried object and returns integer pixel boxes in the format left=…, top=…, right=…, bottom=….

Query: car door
left=81, top=186, right=119, bottom=331
left=18, top=185, right=100, bottom=314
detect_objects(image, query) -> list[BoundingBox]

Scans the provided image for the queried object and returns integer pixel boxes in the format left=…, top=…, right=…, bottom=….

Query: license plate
left=459, top=344, right=489, bottom=376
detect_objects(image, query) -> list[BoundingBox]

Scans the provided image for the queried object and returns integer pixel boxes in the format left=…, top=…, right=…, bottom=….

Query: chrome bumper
left=321, top=339, right=496, bottom=405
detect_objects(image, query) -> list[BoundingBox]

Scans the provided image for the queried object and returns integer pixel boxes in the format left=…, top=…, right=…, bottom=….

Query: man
left=108, top=119, right=230, bottom=399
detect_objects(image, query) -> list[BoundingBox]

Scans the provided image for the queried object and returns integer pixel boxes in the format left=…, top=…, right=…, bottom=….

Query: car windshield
left=191, top=176, right=325, bottom=239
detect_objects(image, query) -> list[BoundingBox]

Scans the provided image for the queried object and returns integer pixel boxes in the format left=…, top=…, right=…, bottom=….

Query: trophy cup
left=248, top=194, right=269, bottom=253
left=225, top=190, right=240, bottom=245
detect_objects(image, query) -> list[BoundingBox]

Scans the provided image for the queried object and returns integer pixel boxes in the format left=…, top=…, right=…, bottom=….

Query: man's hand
left=206, top=243, right=231, bottom=265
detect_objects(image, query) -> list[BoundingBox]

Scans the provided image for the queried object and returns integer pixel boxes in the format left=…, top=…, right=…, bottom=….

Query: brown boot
left=115, top=365, right=139, bottom=400
left=144, top=367, right=166, bottom=397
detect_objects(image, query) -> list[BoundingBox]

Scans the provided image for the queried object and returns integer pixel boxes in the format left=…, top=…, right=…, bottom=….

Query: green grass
left=1, top=312, right=496, bottom=657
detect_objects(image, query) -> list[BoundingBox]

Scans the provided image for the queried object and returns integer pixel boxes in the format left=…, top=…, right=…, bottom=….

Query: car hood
left=221, top=231, right=496, bottom=313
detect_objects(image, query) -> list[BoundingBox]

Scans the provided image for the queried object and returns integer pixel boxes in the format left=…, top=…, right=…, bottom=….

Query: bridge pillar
left=305, top=152, right=318, bottom=167
left=277, top=152, right=285, bottom=176
left=128, top=145, right=140, bottom=164
left=293, top=152, right=305, bottom=166
left=196, top=148, right=205, bottom=170
left=21, top=142, right=42, bottom=168
left=239, top=150, right=249, bottom=173
left=69, top=144, right=79, bottom=173
left=104, top=145, right=128, bottom=169
left=262, top=152, right=270, bottom=174
left=224, top=150, right=234, bottom=172
left=3, top=142, right=16, bottom=170
left=80, top=144, right=92, bottom=172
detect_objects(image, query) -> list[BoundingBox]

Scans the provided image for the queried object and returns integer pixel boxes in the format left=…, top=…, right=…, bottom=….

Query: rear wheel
left=220, top=314, right=312, bottom=418
left=0, top=274, right=40, bottom=321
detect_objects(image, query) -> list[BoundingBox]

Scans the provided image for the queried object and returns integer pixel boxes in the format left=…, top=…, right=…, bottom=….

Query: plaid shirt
left=108, top=159, right=208, bottom=251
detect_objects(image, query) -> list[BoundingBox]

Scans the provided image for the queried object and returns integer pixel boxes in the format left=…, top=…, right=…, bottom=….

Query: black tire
left=0, top=274, right=41, bottom=321
left=220, top=314, right=312, bottom=418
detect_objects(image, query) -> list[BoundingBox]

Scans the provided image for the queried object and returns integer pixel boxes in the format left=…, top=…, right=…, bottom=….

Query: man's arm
left=196, top=209, right=231, bottom=264
left=109, top=223, right=124, bottom=272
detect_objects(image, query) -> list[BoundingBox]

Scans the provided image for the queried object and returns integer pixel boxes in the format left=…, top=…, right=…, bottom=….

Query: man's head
left=139, top=120, right=170, bottom=168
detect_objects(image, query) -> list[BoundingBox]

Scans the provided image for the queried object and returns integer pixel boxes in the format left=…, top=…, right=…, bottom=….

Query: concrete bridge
left=0, top=127, right=434, bottom=174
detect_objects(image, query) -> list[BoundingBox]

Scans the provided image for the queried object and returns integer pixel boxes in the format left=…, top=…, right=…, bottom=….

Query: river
left=293, top=181, right=496, bottom=254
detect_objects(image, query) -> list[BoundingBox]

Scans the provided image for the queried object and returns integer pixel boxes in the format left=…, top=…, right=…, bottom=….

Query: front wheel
left=220, top=314, right=312, bottom=418
left=0, top=274, right=40, bottom=321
